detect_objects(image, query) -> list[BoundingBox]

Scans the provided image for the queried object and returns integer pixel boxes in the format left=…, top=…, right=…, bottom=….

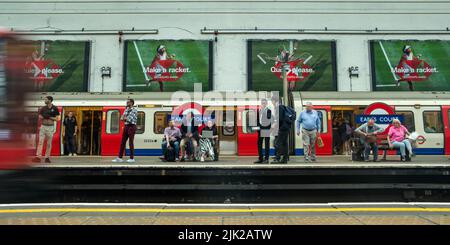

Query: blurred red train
left=0, top=29, right=33, bottom=169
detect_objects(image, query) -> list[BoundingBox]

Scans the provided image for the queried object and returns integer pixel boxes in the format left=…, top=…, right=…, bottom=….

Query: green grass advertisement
left=25, top=41, right=89, bottom=92
left=371, top=40, right=450, bottom=91
left=248, top=40, right=337, bottom=92
left=124, top=40, right=212, bottom=92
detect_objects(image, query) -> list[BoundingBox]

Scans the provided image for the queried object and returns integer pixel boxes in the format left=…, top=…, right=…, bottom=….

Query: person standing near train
left=32, top=96, right=60, bottom=163
left=254, top=98, right=272, bottom=164
left=272, top=95, right=294, bottom=164
left=296, top=102, right=321, bottom=163
left=112, top=98, right=138, bottom=163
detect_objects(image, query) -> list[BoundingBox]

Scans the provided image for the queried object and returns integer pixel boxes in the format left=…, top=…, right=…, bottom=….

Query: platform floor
left=31, top=155, right=450, bottom=169
left=1, top=203, right=450, bottom=225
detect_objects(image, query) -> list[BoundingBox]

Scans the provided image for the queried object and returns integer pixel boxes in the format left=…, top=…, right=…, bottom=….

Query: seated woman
left=198, top=120, right=219, bottom=162
left=387, top=119, right=414, bottom=162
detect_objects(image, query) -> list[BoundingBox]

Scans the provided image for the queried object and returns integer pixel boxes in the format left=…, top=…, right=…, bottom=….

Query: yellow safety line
left=0, top=207, right=450, bottom=214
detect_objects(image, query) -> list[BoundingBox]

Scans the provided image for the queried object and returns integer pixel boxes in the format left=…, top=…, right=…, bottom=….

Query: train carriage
left=26, top=91, right=450, bottom=158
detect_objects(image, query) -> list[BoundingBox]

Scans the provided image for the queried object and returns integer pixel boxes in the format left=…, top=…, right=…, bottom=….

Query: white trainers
left=112, top=157, right=124, bottom=163
left=127, top=159, right=136, bottom=163
left=73, top=153, right=77, bottom=156
left=200, top=156, right=205, bottom=162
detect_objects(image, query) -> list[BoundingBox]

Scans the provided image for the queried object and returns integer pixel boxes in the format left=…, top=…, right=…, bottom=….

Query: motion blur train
left=25, top=91, right=450, bottom=158
left=0, top=30, right=33, bottom=169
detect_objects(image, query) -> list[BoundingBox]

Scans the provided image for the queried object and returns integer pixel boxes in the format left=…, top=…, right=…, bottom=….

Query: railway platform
left=1, top=203, right=450, bottom=225
left=1, top=155, right=449, bottom=204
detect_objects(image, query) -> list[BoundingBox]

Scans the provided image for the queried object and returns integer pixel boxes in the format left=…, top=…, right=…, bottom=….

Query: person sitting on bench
left=161, top=120, right=181, bottom=161
left=387, top=119, right=414, bottom=162
left=354, top=118, right=384, bottom=162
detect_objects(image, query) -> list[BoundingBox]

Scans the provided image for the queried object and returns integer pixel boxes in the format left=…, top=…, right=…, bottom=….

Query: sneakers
left=200, top=156, right=205, bottom=162
left=112, top=157, right=124, bottom=163
left=72, top=153, right=77, bottom=156
left=126, top=159, right=136, bottom=163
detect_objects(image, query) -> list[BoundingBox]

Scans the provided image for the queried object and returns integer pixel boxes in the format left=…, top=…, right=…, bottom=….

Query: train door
left=35, top=106, right=62, bottom=156
left=237, top=106, right=259, bottom=156
left=203, top=106, right=237, bottom=155
left=134, top=106, right=172, bottom=156
left=443, top=106, right=450, bottom=155
left=101, top=107, right=124, bottom=156
left=63, top=107, right=102, bottom=155
left=330, top=106, right=362, bottom=155
left=294, top=104, right=333, bottom=156
left=395, top=106, right=444, bottom=155
left=314, top=106, right=332, bottom=155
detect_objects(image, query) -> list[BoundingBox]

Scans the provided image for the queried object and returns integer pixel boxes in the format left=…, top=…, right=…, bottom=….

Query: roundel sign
left=357, top=102, right=397, bottom=133
left=171, top=102, right=215, bottom=127
left=171, top=102, right=204, bottom=126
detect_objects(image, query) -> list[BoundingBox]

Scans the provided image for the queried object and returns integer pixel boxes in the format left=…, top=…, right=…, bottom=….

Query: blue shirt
left=296, top=109, right=321, bottom=132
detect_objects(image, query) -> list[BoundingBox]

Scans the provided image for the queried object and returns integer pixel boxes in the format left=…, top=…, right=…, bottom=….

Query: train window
left=222, top=110, right=235, bottom=136
left=317, top=110, right=328, bottom=133
left=106, top=110, right=120, bottom=134
left=154, top=111, right=170, bottom=134
left=423, top=111, right=443, bottom=133
left=396, top=111, right=415, bottom=132
left=242, top=110, right=258, bottom=134
left=136, top=111, right=145, bottom=134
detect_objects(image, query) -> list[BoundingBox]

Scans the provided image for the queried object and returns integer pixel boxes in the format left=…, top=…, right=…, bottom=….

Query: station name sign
left=356, top=114, right=404, bottom=124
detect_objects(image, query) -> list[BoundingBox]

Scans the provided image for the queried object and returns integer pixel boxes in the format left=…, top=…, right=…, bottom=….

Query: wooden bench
left=351, top=134, right=412, bottom=161
left=377, top=134, right=414, bottom=161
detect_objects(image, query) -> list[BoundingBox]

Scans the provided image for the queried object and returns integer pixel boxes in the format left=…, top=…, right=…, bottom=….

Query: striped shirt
left=122, top=107, right=138, bottom=125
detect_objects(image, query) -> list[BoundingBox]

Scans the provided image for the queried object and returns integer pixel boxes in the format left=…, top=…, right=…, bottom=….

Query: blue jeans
left=162, top=140, right=180, bottom=158
left=392, top=140, right=412, bottom=157
left=364, top=142, right=378, bottom=161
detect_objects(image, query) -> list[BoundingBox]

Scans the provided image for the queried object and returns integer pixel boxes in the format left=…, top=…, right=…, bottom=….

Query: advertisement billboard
left=25, top=40, right=90, bottom=92
left=371, top=40, right=450, bottom=91
left=248, top=40, right=337, bottom=92
left=124, top=40, right=213, bottom=92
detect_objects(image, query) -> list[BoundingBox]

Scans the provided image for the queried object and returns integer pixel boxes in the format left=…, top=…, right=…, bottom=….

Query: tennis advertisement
left=24, top=40, right=90, bottom=92
left=124, top=40, right=213, bottom=92
left=371, top=40, right=450, bottom=91
left=248, top=40, right=337, bottom=92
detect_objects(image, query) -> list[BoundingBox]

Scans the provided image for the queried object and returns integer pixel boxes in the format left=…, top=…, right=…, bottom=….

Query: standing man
left=112, top=98, right=138, bottom=163
left=272, top=96, right=290, bottom=164
left=63, top=111, right=77, bottom=156
left=297, top=102, right=321, bottom=163
left=254, top=99, right=272, bottom=164
left=32, top=96, right=60, bottom=163
left=355, top=118, right=384, bottom=162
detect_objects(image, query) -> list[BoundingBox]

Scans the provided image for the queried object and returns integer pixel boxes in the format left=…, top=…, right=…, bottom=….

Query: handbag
left=317, top=136, right=324, bottom=148
left=366, top=134, right=377, bottom=143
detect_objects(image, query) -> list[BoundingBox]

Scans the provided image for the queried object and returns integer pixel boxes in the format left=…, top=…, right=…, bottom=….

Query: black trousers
left=65, top=134, right=76, bottom=154
left=258, top=134, right=270, bottom=161
left=275, top=130, right=289, bottom=161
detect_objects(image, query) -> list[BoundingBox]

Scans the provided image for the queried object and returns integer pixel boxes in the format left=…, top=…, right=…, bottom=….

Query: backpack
left=282, top=105, right=297, bottom=125
left=164, top=147, right=176, bottom=162
left=345, top=124, right=353, bottom=136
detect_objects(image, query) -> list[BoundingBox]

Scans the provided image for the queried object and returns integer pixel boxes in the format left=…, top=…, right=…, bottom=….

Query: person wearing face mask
left=355, top=118, right=384, bottom=162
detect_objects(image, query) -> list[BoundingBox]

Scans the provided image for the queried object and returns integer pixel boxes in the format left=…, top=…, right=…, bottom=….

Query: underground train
left=25, top=91, right=450, bottom=158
